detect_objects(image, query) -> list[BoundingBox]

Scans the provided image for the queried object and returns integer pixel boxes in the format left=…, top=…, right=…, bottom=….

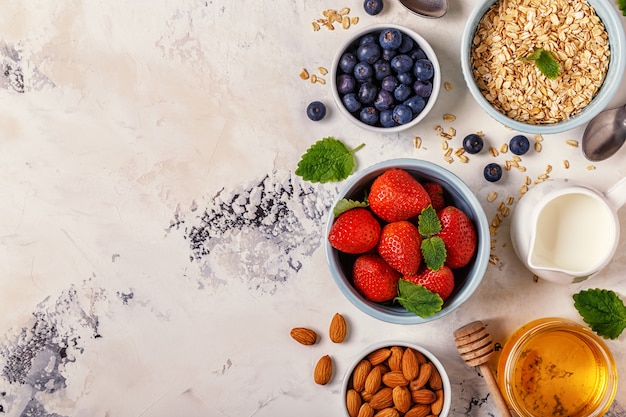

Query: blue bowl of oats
left=461, top=0, right=626, bottom=134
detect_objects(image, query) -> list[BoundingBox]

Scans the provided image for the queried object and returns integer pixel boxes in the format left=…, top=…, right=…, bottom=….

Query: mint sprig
left=520, top=48, right=560, bottom=79
left=618, top=0, right=626, bottom=15
left=333, top=198, right=368, bottom=217
left=573, top=288, right=626, bottom=340
left=395, top=279, right=444, bottom=318
left=417, top=206, right=446, bottom=270
left=295, top=137, right=364, bottom=183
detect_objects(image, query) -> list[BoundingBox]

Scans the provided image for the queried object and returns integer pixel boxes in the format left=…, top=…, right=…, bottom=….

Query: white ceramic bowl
left=461, top=0, right=626, bottom=134
left=341, top=341, right=452, bottom=417
left=325, top=158, right=490, bottom=324
left=331, top=24, right=441, bottom=133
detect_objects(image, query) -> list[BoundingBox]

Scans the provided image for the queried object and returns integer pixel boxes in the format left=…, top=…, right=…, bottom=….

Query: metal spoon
left=582, top=104, right=626, bottom=161
left=398, top=0, right=448, bottom=18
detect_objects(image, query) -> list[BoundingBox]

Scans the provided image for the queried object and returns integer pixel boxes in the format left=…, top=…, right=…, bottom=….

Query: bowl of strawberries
left=325, top=158, right=490, bottom=324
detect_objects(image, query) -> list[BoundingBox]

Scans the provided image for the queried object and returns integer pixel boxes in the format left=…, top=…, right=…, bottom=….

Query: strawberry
left=377, top=221, right=422, bottom=275
left=437, top=206, right=477, bottom=269
left=422, top=182, right=445, bottom=211
left=328, top=208, right=381, bottom=254
left=352, top=253, right=401, bottom=302
left=403, top=264, right=455, bottom=301
left=368, top=168, right=432, bottom=223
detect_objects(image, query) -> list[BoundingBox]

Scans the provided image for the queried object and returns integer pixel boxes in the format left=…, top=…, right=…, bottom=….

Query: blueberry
left=394, top=83, right=412, bottom=102
left=359, top=106, right=379, bottom=125
left=413, top=80, right=433, bottom=98
left=484, top=163, right=503, bottom=182
left=342, top=93, right=361, bottom=113
left=374, top=89, right=394, bottom=111
left=339, top=52, right=358, bottom=74
left=373, top=59, right=392, bottom=80
left=363, top=0, right=384, bottom=15
left=353, top=61, right=373, bottom=82
left=358, top=82, right=378, bottom=104
left=381, top=48, right=397, bottom=62
left=357, top=42, right=381, bottom=64
left=463, top=133, right=484, bottom=154
left=404, top=95, right=426, bottom=115
left=359, top=33, right=377, bottom=46
left=379, top=109, right=397, bottom=127
left=381, top=75, right=399, bottom=92
left=413, top=58, right=434, bottom=81
left=390, top=54, right=413, bottom=74
left=398, top=36, right=414, bottom=54
left=392, top=104, right=413, bottom=125
left=379, top=28, right=403, bottom=50
left=396, top=72, right=413, bottom=86
left=409, top=48, right=427, bottom=61
left=510, top=135, right=530, bottom=155
left=306, top=101, right=326, bottom=121
left=337, top=74, right=356, bottom=94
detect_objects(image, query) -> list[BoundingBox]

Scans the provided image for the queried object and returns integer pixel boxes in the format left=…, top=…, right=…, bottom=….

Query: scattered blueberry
left=413, top=59, right=435, bottom=81
left=359, top=106, right=379, bottom=125
left=339, top=52, right=358, bottom=73
left=306, top=101, right=327, bottom=121
left=484, top=163, right=503, bottom=182
left=390, top=54, right=413, bottom=74
left=379, top=29, right=403, bottom=50
left=342, top=93, right=361, bottom=113
left=510, top=135, right=530, bottom=155
left=363, top=0, right=384, bottom=15
left=413, top=80, right=432, bottom=98
left=463, top=133, right=484, bottom=154
left=392, top=104, right=413, bottom=125
left=379, top=110, right=396, bottom=127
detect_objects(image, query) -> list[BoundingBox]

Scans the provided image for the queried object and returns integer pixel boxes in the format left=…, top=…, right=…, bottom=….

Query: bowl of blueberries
left=331, top=24, right=441, bottom=132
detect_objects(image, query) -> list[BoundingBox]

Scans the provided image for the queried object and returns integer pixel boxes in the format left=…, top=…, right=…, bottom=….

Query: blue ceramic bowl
left=325, top=159, right=490, bottom=324
left=461, top=0, right=626, bottom=134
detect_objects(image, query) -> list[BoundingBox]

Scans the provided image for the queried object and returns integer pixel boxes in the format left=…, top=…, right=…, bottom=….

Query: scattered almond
left=314, top=355, right=333, bottom=385
left=329, top=312, right=347, bottom=343
left=290, top=327, right=318, bottom=345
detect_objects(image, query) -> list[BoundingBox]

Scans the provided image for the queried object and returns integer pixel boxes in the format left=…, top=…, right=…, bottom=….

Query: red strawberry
left=403, top=265, right=455, bottom=301
left=328, top=208, right=381, bottom=254
left=437, top=206, right=477, bottom=269
left=422, top=182, right=445, bottom=211
left=352, top=253, right=401, bottom=302
left=377, top=221, right=422, bottom=275
left=368, top=168, right=432, bottom=223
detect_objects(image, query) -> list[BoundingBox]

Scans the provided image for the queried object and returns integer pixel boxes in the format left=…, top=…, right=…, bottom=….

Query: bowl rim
left=331, top=23, right=442, bottom=133
left=325, top=158, right=490, bottom=324
left=460, top=0, right=626, bottom=134
left=340, top=340, right=452, bottom=417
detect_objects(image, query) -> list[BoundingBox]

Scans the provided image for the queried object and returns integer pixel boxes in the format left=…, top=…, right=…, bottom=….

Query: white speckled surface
left=0, top=1, right=625, bottom=416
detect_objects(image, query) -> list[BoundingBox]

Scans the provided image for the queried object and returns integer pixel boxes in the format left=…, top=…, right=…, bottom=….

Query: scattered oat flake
left=500, top=143, right=508, bottom=153
left=487, top=192, right=498, bottom=202
left=318, top=67, right=328, bottom=75
left=534, top=142, right=543, bottom=152
left=351, top=16, right=359, bottom=25
left=443, top=113, right=456, bottom=122
left=563, top=160, right=570, bottom=169
left=490, top=147, right=499, bottom=157
left=546, top=164, right=553, bottom=173
left=534, top=134, right=544, bottom=142
left=299, top=68, right=310, bottom=80
left=587, top=165, right=596, bottom=170
left=444, top=148, right=453, bottom=157
left=444, top=81, right=453, bottom=91
left=441, top=140, right=449, bottom=150
left=414, top=136, right=422, bottom=148
left=566, top=140, right=579, bottom=147
left=448, top=127, right=456, bottom=137
left=458, top=154, right=469, bottom=163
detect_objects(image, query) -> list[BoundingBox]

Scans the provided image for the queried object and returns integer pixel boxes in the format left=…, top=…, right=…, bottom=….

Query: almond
left=373, top=408, right=399, bottom=417
left=352, top=359, right=372, bottom=392
left=290, top=327, right=318, bottom=345
left=431, top=389, right=445, bottom=415
left=401, top=348, right=419, bottom=381
left=364, top=366, right=382, bottom=394
left=357, top=403, right=375, bottom=417
left=428, top=366, right=443, bottom=391
left=392, top=386, right=411, bottom=413
left=369, top=387, right=393, bottom=410
left=361, top=390, right=373, bottom=402
left=314, top=355, right=333, bottom=385
left=388, top=346, right=403, bottom=371
left=404, top=404, right=432, bottom=417
left=411, top=388, right=436, bottom=404
left=382, top=370, right=408, bottom=388
left=329, top=312, right=347, bottom=343
left=410, top=362, right=433, bottom=392
left=346, top=389, right=362, bottom=417
left=367, top=347, right=391, bottom=365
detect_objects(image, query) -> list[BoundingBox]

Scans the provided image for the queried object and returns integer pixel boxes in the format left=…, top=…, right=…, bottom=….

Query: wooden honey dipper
left=454, top=320, right=513, bottom=417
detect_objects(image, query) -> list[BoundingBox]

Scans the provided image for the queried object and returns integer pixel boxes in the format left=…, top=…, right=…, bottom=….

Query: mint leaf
left=418, top=206, right=441, bottom=237
left=295, top=137, right=365, bottom=183
left=395, top=279, right=443, bottom=318
left=619, top=0, right=626, bottom=15
left=333, top=198, right=368, bottom=217
left=520, top=48, right=560, bottom=79
left=421, top=236, right=446, bottom=271
left=573, top=288, right=626, bottom=340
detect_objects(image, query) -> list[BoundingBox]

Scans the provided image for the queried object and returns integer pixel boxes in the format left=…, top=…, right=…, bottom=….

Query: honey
left=497, top=318, right=617, bottom=417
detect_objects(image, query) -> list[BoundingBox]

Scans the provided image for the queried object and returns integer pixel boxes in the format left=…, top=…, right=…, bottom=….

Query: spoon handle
left=478, top=363, right=513, bottom=417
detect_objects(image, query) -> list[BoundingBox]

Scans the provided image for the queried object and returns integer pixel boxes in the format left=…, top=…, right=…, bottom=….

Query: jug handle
left=605, top=176, right=626, bottom=211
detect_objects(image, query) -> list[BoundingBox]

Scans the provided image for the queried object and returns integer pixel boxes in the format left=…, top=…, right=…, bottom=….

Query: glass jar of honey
left=497, top=317, right=617, bottom=417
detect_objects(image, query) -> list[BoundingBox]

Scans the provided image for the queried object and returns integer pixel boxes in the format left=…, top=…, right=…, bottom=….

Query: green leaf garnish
left=333, top=198, right=368, bottom=217
left=417, top=206, right=441, bottom=237
left=520, top=48, right=560, bottom=79
left=395, top=279, right=443, bottom=318
left=619, top=0, right=626, bottom=16
left=295, top=137, right=365, bottom=183
left=421, top=236, right=446, bottom=271
left=573, top=288, right=626, bottom=340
